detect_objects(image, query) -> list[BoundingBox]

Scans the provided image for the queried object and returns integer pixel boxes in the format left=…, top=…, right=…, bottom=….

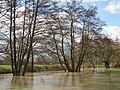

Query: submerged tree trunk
left=31, top=47, right=34, bottom=72
left=9, top=0, right=40, bottom=76
left=70, top=19, right=75, bottom=72
left=10, top=0, right=15, bottom=76
left=22, top=0, right=39, bottom=76
left=53, top=34, right=67, bottom=72
left=104, top=61, right=110, bottom=69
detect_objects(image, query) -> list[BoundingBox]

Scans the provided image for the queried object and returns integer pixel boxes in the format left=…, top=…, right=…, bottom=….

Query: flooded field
left=0, top=71, right=120, bottom=90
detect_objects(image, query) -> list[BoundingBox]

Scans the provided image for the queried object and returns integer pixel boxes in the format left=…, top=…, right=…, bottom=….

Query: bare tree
left=43, top=1, right=105, bottom=72
left=8, top=0, right=40, bottom=76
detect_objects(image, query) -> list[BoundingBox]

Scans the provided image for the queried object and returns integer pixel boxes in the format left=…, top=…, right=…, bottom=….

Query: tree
left=112, top=40, right=120, bottom=68
left=97, top=36, right=115, bottom=68
left=0, top=0, right=115, bottom=74
left=44, top=1, right=105, bottom=72
left=8, top=0, right=40, bottom=76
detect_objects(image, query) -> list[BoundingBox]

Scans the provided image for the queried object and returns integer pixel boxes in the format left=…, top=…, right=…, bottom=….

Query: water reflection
left=11, top=75, right=34, bottom=89
left=0, top=72, right=120, bottom=90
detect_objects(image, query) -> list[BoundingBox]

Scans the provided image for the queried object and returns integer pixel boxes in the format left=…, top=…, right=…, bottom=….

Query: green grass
left=0, top=65, right=11, bottom=69
left=0, top=64, right=63, bottom=74
left=0, top=65, right=12, bottom=73
left=33, top=64, right=63, bottom=72
left=100, top=69, right=120, bottom=74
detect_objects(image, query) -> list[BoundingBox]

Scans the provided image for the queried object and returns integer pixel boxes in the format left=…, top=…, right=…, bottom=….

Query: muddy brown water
left=0, top=71, right=120, bottom=90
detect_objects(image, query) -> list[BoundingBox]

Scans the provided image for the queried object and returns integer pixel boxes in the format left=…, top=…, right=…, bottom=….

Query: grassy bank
left=0, top=64, right=63, bottom=74
left=100, top=69, right=120, bottom=74
left=32, top=64, right=63, bottom=72
left=0, top=65, right=12, bottom=74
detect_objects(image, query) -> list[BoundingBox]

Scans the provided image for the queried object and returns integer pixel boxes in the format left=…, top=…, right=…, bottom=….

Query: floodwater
left=0, top=71, right=120, bottom=90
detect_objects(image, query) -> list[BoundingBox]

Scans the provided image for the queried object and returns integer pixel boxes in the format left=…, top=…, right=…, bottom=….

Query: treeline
left=0, top=0, right=120, bottom=76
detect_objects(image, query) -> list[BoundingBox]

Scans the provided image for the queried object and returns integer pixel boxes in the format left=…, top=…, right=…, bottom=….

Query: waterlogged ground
left=0, top=71, right=120, bottom=90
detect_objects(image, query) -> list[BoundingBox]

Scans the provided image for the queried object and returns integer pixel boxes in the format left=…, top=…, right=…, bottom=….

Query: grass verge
left=0, top=65, right=12, bottom=74
left=0, top=64, right=63, bottom=74
left=100, top=69, right=120, bottom=74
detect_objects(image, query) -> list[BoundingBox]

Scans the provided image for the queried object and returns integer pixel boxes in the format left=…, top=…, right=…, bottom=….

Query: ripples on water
left=0, top=71, right=120, bottom=90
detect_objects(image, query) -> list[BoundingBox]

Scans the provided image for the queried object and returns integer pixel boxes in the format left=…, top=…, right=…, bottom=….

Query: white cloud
left=103, top=26, right=120, bottom=40
left=83, top=0, right=109, bottom=2
left=105, top=0, right=120, bottom=14
left=16, top=6, right=25, bottom=12
left=52, top=0, right=70, bottom=2
left=52, top=0, right=109, bottom=2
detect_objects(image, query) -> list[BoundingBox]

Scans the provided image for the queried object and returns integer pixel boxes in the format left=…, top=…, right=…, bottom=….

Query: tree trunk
left=58, top=19, right=71, bottom=72
left=31, top=47, right=34, bottom=72
left=10, top=0, right=15, bottom=76
left=105, top=61, right=110, bottom=69
left=22, top=0, right=39, bottom=76
left=70, top=19, right=75, bottom=72
left=13, top=0, right=18, bottom=76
